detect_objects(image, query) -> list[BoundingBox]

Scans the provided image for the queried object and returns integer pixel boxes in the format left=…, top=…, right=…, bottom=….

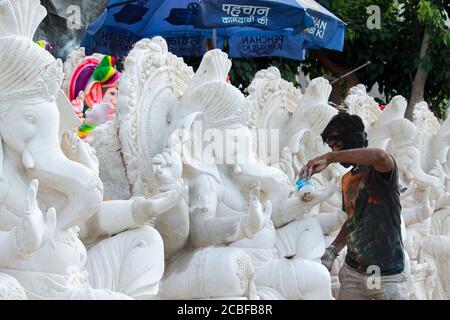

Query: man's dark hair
left=321, top=113, right=369, bottom=150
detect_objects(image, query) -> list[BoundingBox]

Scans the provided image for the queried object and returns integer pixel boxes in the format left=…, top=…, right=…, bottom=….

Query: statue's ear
left=57, top=89, right=81, bottom=137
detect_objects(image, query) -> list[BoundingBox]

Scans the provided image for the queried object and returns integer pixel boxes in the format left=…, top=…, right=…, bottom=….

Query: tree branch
left=311, top=50, right=360, bottom=104
left=406, top=29, right=430, bottom=120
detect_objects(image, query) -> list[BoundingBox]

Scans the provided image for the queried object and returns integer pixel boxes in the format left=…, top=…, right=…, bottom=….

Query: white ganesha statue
left=91, top=37, right=336, bottom=300
left=0, top=0, right=184, bottom=300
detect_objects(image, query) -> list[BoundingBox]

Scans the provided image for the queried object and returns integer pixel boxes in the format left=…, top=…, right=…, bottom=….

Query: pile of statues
left=0, top=0, right=448, bottom=300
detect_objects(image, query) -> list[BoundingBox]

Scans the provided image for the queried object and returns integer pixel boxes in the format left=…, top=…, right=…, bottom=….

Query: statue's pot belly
left=4, top=228, right=87, bottom=275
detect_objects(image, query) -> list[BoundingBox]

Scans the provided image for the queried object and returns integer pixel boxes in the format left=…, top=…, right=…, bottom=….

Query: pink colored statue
left=68, top=55, right=120, bottom=140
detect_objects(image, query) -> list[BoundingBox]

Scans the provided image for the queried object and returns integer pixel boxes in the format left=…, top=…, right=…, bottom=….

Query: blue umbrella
left=166, top=0, right=313, bottom=60
left=165, top=0, right=308, bottom=60
left=81, top=0, right=336, bottom=60
left=82, top=0, right=224, bottom=57
left=196, top=0, right=346, bottom=51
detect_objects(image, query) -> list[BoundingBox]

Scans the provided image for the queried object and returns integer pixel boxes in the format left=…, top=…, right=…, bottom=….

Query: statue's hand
left=276, top=147, right=295, bottom=183
left=152, top=136, right=183, bottom=189
left=15, top=179, right=57, bottom=258
left=85, top=103, right=112, bottom=126
left=429, top=160, right=447, bottom=183
left=133, top=180, right=188, bottom=223
left=242, top=183, right=272, bottom=238
left=71, top=93, right=85, bottom=115
left=152, top=152, right=181, bottom=187
left=61, top=129, right=99, bottom=175
left=298, top=178, right=339, bottom=206
left=418, top=187, right=436, bottom=222
left=153, top=179, right=187, bottom=206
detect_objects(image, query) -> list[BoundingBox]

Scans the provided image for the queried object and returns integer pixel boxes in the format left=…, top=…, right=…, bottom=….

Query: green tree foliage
left=315, top=0, right=449, bottom=119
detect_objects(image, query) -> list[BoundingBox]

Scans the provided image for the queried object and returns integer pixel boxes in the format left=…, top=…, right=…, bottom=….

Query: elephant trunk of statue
left=0, top=101, right=103, bottom=231
left=24, top=137, right=103, bottom=230
left=406, top=147, right=442, bottom=191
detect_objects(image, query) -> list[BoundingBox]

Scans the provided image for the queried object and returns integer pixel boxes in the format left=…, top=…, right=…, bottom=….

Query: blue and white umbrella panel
left=197, top=0, right=345, bottom=51
left=82, top=0, right=223, bottom=57
left=226, top=27, right=306, bottom=60
left=82, top=0, right=344, bottom=59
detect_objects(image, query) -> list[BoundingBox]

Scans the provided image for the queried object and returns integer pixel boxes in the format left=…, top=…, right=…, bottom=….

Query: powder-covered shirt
left=342, top=157, right=404, bottom=275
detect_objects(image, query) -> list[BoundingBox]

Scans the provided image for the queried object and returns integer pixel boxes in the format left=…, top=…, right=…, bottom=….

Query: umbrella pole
left=330, top=61, right=372, bottom=85
left=212, top=28, right=217, bottom=49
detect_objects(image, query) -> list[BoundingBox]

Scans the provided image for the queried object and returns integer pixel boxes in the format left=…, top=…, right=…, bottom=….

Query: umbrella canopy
left=82, top=0, right=343, bottom=60
left=82, top=0, right=223, bottom=57
left=165, top=0, right=308, bottom=60
left=197, top=0, right=345, bottom=51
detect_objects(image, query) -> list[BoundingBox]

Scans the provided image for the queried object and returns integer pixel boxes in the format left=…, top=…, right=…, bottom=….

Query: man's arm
left=329, top=220, right=347, bottom=253
left=321, top=220, right=347, bottom=271
left=326, top=148, right=394, bottom=173
left=301, top=148, right=394, bottom=179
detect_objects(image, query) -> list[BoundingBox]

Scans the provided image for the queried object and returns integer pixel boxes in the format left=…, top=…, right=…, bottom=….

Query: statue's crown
left=0, top=0, right=63, bottom=105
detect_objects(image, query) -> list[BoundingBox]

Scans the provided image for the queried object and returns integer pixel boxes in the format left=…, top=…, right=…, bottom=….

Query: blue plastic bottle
left=296, top=176, right=313, bottom=192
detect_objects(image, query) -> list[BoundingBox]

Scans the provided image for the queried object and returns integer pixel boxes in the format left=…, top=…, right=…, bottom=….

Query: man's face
left=326, top=131, right=352, bottom=168
left=327, top=139, right=343, bottom=152
left=326, top=131, right=343, bottom=152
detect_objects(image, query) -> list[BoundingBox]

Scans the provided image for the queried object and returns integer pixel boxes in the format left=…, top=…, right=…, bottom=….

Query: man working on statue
left=299, top=112, right=408, bottom=300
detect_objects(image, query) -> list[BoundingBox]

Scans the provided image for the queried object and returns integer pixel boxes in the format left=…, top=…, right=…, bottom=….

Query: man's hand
left=299, top=154, right=331, bottom=179
left=321, top=247, right=338, bottom=271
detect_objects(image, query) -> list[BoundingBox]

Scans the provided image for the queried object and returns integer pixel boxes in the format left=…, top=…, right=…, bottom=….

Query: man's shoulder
left=370, top=159, right=399, bottom=186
